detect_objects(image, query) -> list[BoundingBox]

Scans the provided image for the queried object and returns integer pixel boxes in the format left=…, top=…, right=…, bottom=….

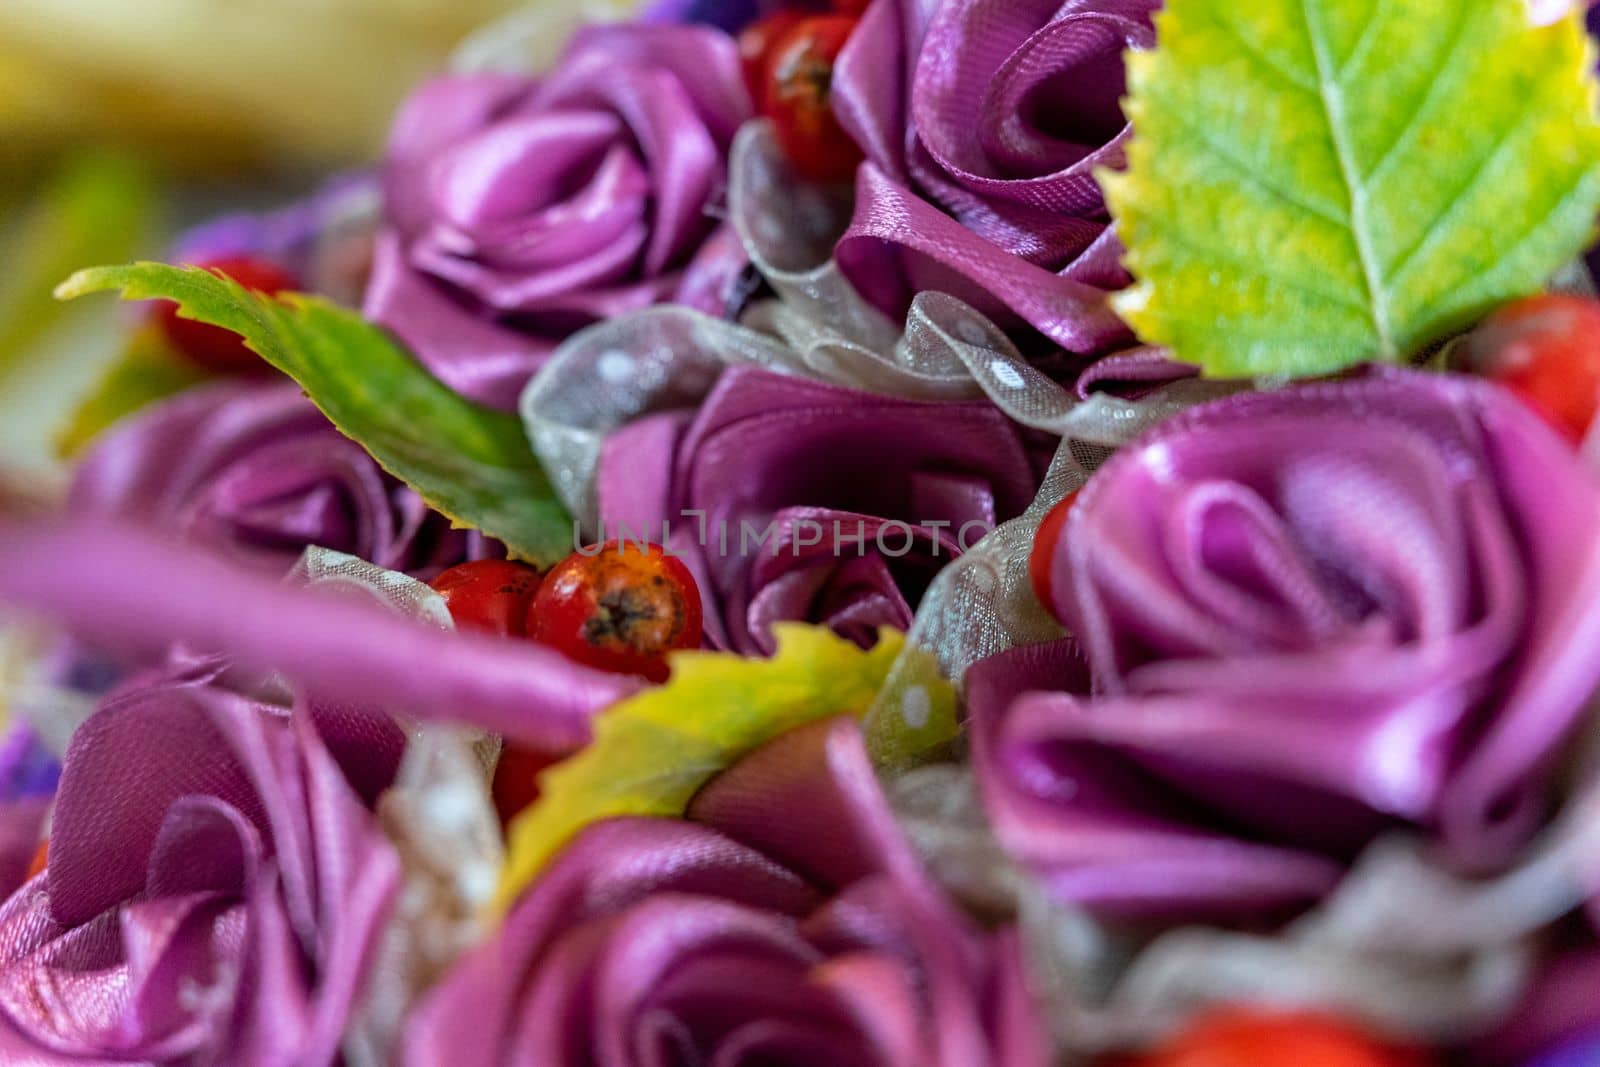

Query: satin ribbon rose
left=70, top=380, right=477, bottom=579
left=976, top=369, right=1600, bottom=920
left=597, top=366, right=1042, bottom=654
left=366, top=22, right=753, bottom=410
left=829, top=0, right=1158, bottom=353
left=0, top=669, right=402, bottom=1064
left=405, top=716, right=1048, bottom=1067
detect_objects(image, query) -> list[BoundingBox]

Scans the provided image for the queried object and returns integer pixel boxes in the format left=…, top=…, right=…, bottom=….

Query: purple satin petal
left=406, top=718, right=1047, bottom=1067
left=0, top=519, right=637, bottom=752
left=977, top=368, right=1600, bottom=920
left=598, top=366, right=1040, bottom=653
left=368, top=25, right=751, bottom=410
left=836, top=164, right=1131, bottom=351
left=70, top=381, right=475, bottom=580
left=0, top=676, right=397, bottom=1063
left=830, top=0, right=1155, bottom=351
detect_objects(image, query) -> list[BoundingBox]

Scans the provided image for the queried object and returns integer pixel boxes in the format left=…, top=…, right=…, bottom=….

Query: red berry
left=430, top=560, right=543, bottom=638
left=1028, top=490, right=1078, bottom=620
left=1130, top=1009, right=1433, bottom=1067
left=1465, top=293, right=1600, bottom=446
left=491, top=742, right=558, bottom=826
left=152, top=256, right=300, bottom=375
left=738, top=10, right=807, bottom=103
left=761, top=15, right=864, bottom=183
left=529, top=541, right=703, bottom=683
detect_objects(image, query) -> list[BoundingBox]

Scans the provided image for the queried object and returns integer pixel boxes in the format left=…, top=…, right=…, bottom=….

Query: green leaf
left=0, top=153, right=154, bottom=374
left=58, top=262, right=573, bottom=564
left=54, top=327, right=209, bottom=457
left=1101, top=0, right=1600, bottom=377
left=496, top=624, right=955, bottom=907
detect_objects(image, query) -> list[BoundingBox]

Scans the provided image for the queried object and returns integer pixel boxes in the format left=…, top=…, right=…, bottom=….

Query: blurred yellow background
left=0, top=0, right=639, bottom=493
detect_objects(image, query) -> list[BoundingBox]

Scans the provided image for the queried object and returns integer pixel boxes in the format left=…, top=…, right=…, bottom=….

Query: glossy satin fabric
left=366, top=23, right=753, bottom=410
left=597, top=365, right=1041, bottom=653
left=69, top=381, right=475, bottom=580
left=831, top=0, right=1156, bottom=352
left=975, top=369, right=1600, bottom=920
left=0, top=669, right=401, bottom=1065
left=405, top=717, right=1047, bottom=1067
left=0, top=520, right=638, bottom=752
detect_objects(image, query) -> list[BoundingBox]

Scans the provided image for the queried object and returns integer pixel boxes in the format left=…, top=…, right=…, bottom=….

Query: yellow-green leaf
left=496, top=624, right=957, bottom=907
left=1102, top=0, right=1600, bottom=377
left=57, top=262, right=572, bottom=564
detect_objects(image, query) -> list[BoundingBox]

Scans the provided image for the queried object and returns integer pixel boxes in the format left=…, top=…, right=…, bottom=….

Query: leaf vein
left=1199, top=8, right=1320, bottom=96
left=1298, top=0, right=1395, bottom=356
left=1163, top=106, right=1349, bottom=226
left=1380, top=90, right=1553, bottom=294
left=1361, top=2, right=1478, bottom=186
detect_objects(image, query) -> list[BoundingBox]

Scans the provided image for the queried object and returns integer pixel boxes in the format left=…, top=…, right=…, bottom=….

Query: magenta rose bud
left=830, top=0, right=1157, bottom=351
left=0, top=673, right=401, bottom=1063
left=976, top=368, right=1600, bottom=920
left=597, top=366, right=1043, bottom=653
left=405, top=717, right=1048, bottom=1067
left=70, top=381, right=477, bottom=579
left=365, top=23, right=754, bottom=410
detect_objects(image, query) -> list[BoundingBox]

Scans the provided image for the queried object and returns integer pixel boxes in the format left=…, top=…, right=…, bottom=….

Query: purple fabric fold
left=0, top=671, right=399, bottom=1065
left=597, top=366, right=1042, bottom=653
left=366, top=24, right=754, bottom=410
left=830, top=0, right=1156, bottom=351
left=406, top=717, right=1048, bottom=1067
left=0, top=519, right=637, bottom=753
left=975, top=368, right=1600, bottom=921
left=70, top=381, right=477, bottom=580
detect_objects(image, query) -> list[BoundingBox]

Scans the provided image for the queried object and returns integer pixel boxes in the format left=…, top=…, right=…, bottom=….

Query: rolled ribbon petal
left=0, top=519, right=636, bottom=752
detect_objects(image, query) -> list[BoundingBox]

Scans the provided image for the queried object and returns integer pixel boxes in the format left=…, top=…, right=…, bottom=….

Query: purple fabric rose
left=975, top=369, right=1600, bottom=921
left=365, top=23, right=754, bottom=410
left=598, top=366, right=1042, bottom=653
left=69, top=381, right=474, bottom=579
left=0, top=670, right=401, bottom=1064
left=405, top=716, right=1048, bottom=1067
left=173, top=174, right=379, bottom=308
left=830, top=0, right=1156, bottom=352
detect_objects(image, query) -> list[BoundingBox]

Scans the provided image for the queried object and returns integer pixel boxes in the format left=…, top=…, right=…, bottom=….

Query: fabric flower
left=405, top=716, right=1047, bottom=1067
left=0, top=669, right=402, bottom=1064
left=69, top=380, right=477, bottom=579
left=830, top=0, right=1157, bottom=352
left=975, top=369, right=1600, bottom=920
left=598, top=366, right=1042, bottom=653
left=172, top=174, right=380, bottom=308
left=365, top=22, right=753, bottom=410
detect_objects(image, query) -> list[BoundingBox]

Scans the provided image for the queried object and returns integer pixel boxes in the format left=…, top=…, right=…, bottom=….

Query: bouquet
left=1, top=0, right=1600, bottom=1064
